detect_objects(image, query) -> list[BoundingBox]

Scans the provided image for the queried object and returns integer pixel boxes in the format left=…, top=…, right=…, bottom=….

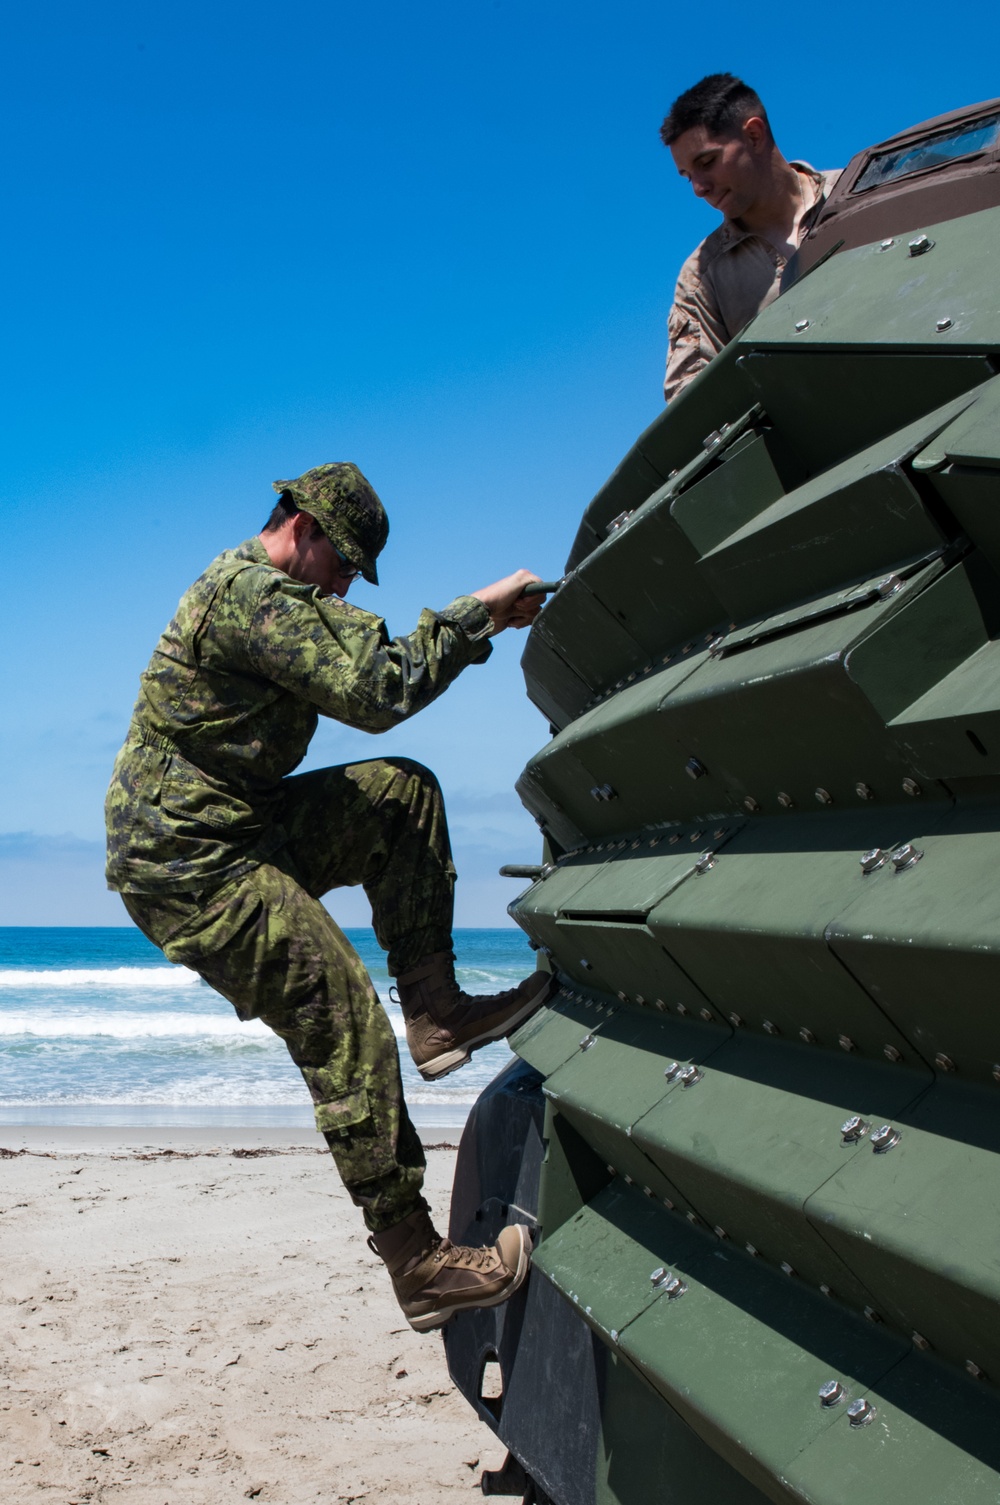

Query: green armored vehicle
left=443, top=97, right=1000, bottom=1504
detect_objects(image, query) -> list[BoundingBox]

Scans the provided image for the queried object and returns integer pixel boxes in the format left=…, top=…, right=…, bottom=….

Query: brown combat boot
left=394, top=952, right=554, bottom=1080
left=369, top=1208, right=532, bottom=1332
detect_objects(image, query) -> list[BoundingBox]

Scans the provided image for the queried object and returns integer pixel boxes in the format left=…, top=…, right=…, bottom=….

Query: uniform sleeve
left=663, top=250, right=730, bottom=404
left=242, top=579, right=495, bottom=733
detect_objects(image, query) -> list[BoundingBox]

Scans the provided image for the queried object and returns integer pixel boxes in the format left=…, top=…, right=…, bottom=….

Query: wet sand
left=0, top=1128, right=505, bottom=1503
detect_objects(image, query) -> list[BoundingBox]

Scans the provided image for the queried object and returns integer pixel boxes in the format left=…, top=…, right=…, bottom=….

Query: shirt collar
left=718, top=161, right=827, bottom=248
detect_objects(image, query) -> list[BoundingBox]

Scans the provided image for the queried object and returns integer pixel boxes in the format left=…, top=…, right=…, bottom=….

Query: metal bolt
left=642, top=1185, right=653, bottom=1197
left=819, top=1283, right=833, bottom=1297
left=663, top=1276, right=687, bottom=1299
left=610, top=1328, right=619, bottom=1342
left=703, top=429, right=722, bottom=449
left=676, top=1002, right=689, bottom=1015
left=590, top=783, right=617, bottom=802
left=780, top=1261, right=796, bottom=1277
left=799, top=1027, right=816, bottom=1044
left=664, top=1061, right=682, bottom=1081
left=876, top=574, right=904, bottom=598
left=650, top=1266, right=668, bottom=1286
left=841, top=1115, right=871, bottom=1143
left=714, top=1226, right=728, bottom=1240
left=777, top=791, right=794, bottom=808
left=678, top=1065, right=703, bottom=1087
left=839, top=1035, right=856, bottom=1053
left=908, top=233, right=935, bottom=256
left=663, top=1196, right=674, bottom=1210
left=912, top=1332, right=930, bottom=1351
left=819, top=1379, right=845, bottom=1406
left=763, top=1019, right=780, bottom=1035
left=606, top=1164, right=616, bottom=1176
left=966, top=1360, right=986, bottom=1380
left=699, top=1007, right=714, bottom=1023
left=607, top=510, right=633, bottom=532
left=936, top=317, right=953, bottom=332
left=878, top=237, right=895, bottom=250
left=891, top=843, right=923, bottom=871
left=579, top=1034, right=596, bottom=1051
left=654, top=998, right=666, bottom=1011
left=884, top=1045, right=902, bottom=1062
left=935, top=1052, right=956, bottom=1072
left=689, top=831, right=703, bottom=842
left=713, top=827, right=726, bottom=839
left=685, top=756, right=707, bottom=780
left=815, top=788, right=833, bottom=805
left=579, top=958, right=593, bottom=971
left=729, top=1012, right=743, bottom=1028
left=617, top=991, right=629, bottom=1003
left=864, top=1307, right=882, bottom=1323
left=744, top=796, right=761, bottom=813
left=860, top=847, right=887, bottom=874
left=694, top=852, right=716, bottom=874
left=902, top=777, right=922, bottom=797
left=871, top=1124, right=901, bottom=1153
left=855, top=782, right=874, bottom=800
left=794, top=318, right=811, bottom=333
left=848, top=1398, right=876, bottom=1426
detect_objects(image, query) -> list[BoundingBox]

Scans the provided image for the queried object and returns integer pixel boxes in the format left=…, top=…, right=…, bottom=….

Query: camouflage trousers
left=122, top=757, right=456, bottom=1233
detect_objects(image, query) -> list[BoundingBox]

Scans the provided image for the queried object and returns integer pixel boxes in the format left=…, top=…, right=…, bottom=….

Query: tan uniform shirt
left=664, top=163, right=841, bottom=403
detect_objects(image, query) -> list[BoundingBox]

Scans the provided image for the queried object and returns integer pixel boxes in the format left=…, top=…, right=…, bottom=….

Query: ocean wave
left=0, top=1009, right=413, bottom=1043
left=0, top=1011, right=273, bottom=1040
left=0, top=966, right=201, bottom=990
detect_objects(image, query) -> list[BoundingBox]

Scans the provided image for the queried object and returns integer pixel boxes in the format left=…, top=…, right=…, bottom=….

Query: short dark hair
left=659, top=73, right=770, bottom=147
left=262, top=491, right=326, bottom=539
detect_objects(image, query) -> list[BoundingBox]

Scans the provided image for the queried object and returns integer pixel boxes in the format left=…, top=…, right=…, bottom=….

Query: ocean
left=0, top=927, right=535, bottom=1132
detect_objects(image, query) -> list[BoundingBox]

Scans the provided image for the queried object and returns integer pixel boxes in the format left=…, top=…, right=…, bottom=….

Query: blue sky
left=2, top=0, right=997, bottom=926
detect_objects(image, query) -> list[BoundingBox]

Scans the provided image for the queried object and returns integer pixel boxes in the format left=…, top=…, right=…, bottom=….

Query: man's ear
left=742, top=115, right=769, bottom=152
left=290, top=510, right=314, bottom=540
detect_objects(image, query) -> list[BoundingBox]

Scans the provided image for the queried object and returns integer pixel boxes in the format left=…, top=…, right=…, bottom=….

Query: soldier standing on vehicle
left=660, top=72, right=840, bottom=402
left=105, top=462, right=553, bottom=1331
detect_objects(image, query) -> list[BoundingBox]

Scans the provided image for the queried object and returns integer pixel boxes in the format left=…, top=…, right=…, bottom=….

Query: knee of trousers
left=377, top=757, right=443, bottom=800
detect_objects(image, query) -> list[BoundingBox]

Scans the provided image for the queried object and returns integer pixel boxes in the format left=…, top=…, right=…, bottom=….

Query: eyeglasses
left=334, top=548, right=361, bottom=580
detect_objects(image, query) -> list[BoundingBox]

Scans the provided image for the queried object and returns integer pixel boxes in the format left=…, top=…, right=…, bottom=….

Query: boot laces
left=432, top=1238, right=497, bottom=1271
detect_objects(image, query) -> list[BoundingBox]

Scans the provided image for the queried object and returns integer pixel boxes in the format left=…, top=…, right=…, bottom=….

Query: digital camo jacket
left=106, top=538, right=494, bottom=894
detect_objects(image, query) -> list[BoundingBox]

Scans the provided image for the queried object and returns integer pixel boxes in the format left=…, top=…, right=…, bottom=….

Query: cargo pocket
left=314, top=1086, right=397, bottom=1186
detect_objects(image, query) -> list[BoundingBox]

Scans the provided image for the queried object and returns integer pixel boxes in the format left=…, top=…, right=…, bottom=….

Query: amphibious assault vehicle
left=444, top=98, right=1000, bottom=1503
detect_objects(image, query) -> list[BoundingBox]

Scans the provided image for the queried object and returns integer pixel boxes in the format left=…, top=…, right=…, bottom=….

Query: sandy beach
left=0, top=1127, right=506, bottom=1504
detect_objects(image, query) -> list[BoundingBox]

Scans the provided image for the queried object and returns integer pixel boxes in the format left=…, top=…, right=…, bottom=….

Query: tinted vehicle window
left=853, top=114, right=1000, bottom=193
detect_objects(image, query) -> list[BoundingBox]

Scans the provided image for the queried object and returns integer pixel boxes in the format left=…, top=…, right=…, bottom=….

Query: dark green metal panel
left=781, top=1355, right=1000, bottom=1505
left=629, top=1038, right=924, bottom=1304
left=642, top=809, right=940, bottom=1059
left=535, top=1181, right=909, bottom=1504
left=510, top=993, right=612, bottom=1079
left=542, top=1013, right=730, bottom=1217
left=737, top=352, right=994, bottom=478
left=594, top=1348, right=775, bottom=1505
left=690, top=396, right=972, bottom=623
left=913, top=372, right=1000, bottom=473
left=805, top=1080, right=1000, bottom=1376
left=520, top=626, right=595, bottom=729
left=826, top=806, right=1000, bottom=1085
left=669, top=428, right=796, bottom=558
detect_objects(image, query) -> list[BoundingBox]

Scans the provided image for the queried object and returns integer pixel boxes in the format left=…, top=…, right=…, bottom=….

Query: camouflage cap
left=272, top=462, right=388, bottom=585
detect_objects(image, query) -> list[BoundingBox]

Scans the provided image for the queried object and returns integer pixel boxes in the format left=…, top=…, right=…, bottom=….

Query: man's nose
left=691, top=176, right=712, bottom=199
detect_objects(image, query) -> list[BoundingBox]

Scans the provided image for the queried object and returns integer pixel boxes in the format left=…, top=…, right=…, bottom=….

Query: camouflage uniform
left=106, top=522, right=494, bottom=1233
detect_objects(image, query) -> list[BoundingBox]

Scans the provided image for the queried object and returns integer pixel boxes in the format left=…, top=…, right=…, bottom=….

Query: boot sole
left=405, top=1224, right=532, bottom=1332
left=416, top=975, right=556, bottom=1081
